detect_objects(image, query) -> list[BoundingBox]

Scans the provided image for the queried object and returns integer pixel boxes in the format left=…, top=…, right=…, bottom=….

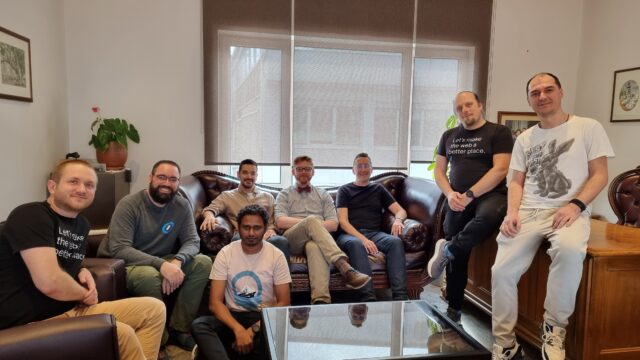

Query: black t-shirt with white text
left=437, top=121, right=513, bottom=192
left=0, top=202, right=90, bottom=329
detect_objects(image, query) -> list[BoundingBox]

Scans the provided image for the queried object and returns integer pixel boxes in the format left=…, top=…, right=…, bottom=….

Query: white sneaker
left=491, top=342, right=524, bottom=360
left=542, top=322, right=566, bottom=360
left=191, top=344, right=198, bottom=360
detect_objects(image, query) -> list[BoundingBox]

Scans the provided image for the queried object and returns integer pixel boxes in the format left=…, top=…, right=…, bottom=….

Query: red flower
left=92, top=106, right=100, bottom=113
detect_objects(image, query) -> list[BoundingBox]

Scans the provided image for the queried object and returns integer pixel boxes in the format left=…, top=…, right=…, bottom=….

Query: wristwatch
left=251, top=322, right=260, bottom=334
left=465, top=190, right=476, bottom=200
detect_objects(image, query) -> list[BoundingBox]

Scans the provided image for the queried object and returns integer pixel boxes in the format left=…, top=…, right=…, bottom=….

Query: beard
left=149, top=183, right=177, bottom=204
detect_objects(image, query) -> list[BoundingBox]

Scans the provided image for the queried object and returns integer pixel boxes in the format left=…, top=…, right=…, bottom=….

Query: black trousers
left=191, top=311, right=266, bottom=360
left=443, top=189, right=507, bottom=310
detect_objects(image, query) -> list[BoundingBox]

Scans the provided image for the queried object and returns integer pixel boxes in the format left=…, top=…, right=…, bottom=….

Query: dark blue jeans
left=336, top=230, right=407, bottom=301
left=191, top=312, right=265, bottom=360
left=443, top=189, right=507, bottom=310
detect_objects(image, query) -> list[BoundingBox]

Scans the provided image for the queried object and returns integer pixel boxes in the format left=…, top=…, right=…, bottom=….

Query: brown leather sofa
left=0, top=221, right=123, bottom=360
left=608, top=165, right=640, bottom=227
left=0, top=314, right=119, bottom=360
left=178, top=171, right=444, bottom=299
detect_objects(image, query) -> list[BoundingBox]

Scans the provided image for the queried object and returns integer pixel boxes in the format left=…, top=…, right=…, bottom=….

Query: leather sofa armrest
left=82, top=257, right=127, bottom=301
left=0, top=314, right=119, bottom=360
left=199, top=216, right=233, bottom=255
left=399, top=219, right=429, bottom=252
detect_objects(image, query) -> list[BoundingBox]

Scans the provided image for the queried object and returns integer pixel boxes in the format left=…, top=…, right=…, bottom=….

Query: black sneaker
left=446, top=307, right=462, bottom=324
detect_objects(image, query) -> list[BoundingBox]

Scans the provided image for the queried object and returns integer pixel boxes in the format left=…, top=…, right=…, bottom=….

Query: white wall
left=487, top=0, right=627, bottom=220
left=574, top=0, right=640, bottom=222
left=0, top=0, right=68, bottom=219
left=63, top=0, right=204, bottom=194
left=487, top=0, right=583, bottom=119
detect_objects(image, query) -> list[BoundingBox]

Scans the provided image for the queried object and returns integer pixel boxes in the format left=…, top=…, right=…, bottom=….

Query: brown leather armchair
left=608, top=165, right=640, bottom=227
left=0, top=221, right=123, bottom=359
left=0, top=314, right=119, bottom=360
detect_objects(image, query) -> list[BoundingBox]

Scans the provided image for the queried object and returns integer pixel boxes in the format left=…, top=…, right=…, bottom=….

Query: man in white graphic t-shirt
left=491, top=73, right=614, bottom=360
left=191, top=204, right=291, bottom=360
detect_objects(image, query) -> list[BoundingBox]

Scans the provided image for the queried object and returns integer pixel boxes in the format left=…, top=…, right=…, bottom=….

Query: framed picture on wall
left=498, top=111, right=539, bottom=140
left=0, top=26, right=33, bottom=102
left=611, top=66, right=640, bottom=122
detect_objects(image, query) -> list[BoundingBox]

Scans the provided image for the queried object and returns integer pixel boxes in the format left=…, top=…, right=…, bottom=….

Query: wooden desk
left=464, top=219, right=640, bottom=360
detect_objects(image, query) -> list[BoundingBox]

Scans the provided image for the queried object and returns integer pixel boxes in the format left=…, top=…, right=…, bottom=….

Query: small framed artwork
left=498, top=111, right=539, bottom=139
left=0, top=26, right=33, bottom=102
left=611, top=66, right=640, bottom=122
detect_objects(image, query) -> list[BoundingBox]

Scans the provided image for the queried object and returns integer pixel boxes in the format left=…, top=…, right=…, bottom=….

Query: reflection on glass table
left=261, top=300, right=490, bottom=360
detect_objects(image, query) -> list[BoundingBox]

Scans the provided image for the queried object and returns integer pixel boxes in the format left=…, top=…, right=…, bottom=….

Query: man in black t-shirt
left=336, top=153, right=409, bottom=301
left=427, top=91, right=513, bottom=322
left=0, top=160, right=165, bottom=359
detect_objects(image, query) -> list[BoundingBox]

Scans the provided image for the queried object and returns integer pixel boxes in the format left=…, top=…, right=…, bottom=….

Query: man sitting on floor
left=191, top=204, right=291, bottom=360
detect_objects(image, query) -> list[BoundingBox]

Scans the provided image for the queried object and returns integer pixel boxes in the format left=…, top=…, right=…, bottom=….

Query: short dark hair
left=237, top=204, right=269, bottom=227
left=353, top=152, right=371, bottom=166
left=293, top=155, right=313, bottom=167
left=51, top=159, right=96, bottom=183
left=526, top=72, right=562, bottom=95
left=457, top=91, right=481, bottom=102
left=239, top=159, right=258, bottom=172
left=152, top=160, right=181, bottom=175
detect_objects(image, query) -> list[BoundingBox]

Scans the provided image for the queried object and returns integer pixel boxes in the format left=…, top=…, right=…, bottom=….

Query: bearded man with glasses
left=98, top=160, right=213, bottom=354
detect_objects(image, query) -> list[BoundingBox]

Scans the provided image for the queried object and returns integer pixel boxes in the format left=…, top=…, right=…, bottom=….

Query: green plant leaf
left=90, top=114, right=140, bottom=150
left=128, top=124, right=140, bottom=143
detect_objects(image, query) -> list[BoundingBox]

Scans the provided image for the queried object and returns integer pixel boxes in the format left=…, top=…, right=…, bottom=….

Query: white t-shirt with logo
left=211, top=241, right=291, bottom=312
left=511, top=115, right=614, bottom=210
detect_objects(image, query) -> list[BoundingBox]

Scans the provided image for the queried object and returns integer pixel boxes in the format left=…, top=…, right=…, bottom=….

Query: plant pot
left=96, top=141, right=128, bottom=170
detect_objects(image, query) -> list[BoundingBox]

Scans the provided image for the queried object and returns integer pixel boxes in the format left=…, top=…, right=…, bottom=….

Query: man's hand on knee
left=160, top=261, right=185, bottom=294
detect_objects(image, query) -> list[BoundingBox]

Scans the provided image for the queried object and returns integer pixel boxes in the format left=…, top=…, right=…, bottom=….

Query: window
left=203, top=0, right=492, bottom=186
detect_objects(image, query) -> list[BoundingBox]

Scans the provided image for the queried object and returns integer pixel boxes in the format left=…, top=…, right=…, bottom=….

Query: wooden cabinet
left=80, top=170, right=130, bottom=229
left=465, top=220, right=640, bottom=360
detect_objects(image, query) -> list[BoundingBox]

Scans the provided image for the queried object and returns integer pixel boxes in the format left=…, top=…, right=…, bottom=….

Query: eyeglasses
left=295, top=167, right=313, bottom=172
left=154, top=174, right=180, bottom=183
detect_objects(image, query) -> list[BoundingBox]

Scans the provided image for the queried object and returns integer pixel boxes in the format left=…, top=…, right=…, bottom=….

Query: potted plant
left=88, top=106, right=140, bottom=170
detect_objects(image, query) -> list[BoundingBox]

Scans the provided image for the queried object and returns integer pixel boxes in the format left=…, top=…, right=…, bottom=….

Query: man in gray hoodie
left=98, top=160, right=212, bottom=352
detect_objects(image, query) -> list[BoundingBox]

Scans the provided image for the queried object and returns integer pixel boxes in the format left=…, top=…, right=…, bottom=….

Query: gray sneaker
left=343, top=268, right=371, bottom=289
left=492, top=342, right=524, bottom=360
left=427, top=239, right=452, bottom=280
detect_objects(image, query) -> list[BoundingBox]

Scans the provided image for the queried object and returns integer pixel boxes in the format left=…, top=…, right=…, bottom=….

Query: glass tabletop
left=261, top=300, right=490, bottom=360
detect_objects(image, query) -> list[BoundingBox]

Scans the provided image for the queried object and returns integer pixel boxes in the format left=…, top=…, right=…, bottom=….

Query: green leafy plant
left=427, top=114, right=457, bottom=172
left=88, top=106, right=140, bottom=152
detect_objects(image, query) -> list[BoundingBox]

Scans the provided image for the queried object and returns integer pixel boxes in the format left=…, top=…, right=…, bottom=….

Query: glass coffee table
left=261, top=300, right=490, bottom=359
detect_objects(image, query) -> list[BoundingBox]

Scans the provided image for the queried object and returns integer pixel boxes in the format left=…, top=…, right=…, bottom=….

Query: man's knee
left=268, top=235, right=288, bottom=249
left=186, top=254, right=213, bottom=277
left=140, top=296, right=166, bottom=319
left=339, top=236, right=366, bottom=253
left=302, top=216, right=323, bottom=229
left=126, top=266, right=163, bottom=296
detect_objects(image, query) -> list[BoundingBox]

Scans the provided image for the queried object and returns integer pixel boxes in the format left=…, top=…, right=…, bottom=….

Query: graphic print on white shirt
left=525, top=138, right=575, bottom=199
left=231, top=270, right=263, bottom=311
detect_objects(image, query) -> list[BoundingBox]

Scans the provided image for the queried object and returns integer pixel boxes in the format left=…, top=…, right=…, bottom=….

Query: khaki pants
left=491, top=208, right=591, bottom=347
left=51, top=297, right=165, bottom=360
left=283, top=217, right=345, bottom=303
